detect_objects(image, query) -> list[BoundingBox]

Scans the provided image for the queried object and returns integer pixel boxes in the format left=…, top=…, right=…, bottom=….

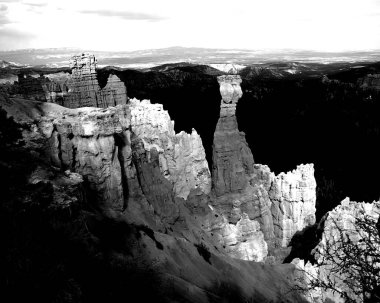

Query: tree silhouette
left=294, top=209, right=380, bottom=303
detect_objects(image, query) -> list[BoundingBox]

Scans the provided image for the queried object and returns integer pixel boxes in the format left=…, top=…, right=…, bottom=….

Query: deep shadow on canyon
left=98, top=63, right=380, bottom=220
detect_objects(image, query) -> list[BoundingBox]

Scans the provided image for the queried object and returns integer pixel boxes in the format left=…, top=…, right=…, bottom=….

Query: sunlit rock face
left=255, top=163, right=317, bottom=248
left=64, top=53, right=127, bottom=108
left=293, top=198, right=380, bottom=303
left=210, top=75, right=316, bottom=262
left=1, top=96, right=210, bottom=217
left=129, top=98, right=211, bottom=200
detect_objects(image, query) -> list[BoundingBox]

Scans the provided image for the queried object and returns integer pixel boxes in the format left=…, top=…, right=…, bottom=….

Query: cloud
left=79, top=9, right=167, bottom=22
left=0, top=15, right=9, bottom=24
left=0, top=27, right=34, bottom=49
left=23, top=2, right=47, bottom=7
left=0, top=4, right=9, bottom=24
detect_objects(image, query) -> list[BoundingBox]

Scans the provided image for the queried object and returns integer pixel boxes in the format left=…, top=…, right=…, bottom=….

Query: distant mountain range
left=0, top=47, right=379, bottom=68
left=0, top=59, right=27, bottom=69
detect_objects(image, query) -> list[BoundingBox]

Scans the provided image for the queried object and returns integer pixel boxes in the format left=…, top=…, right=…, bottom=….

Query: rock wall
left=209, top=75, right=316, bottom=262
left=1, top=96, right=210, bottom=217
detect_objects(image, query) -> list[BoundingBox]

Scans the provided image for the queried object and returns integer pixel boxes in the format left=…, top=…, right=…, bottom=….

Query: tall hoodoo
left=212, top=75, right=254, bottom=196
left=66, top=53, right=101, bottom=108
left=209, top=74, right=316, bottom=262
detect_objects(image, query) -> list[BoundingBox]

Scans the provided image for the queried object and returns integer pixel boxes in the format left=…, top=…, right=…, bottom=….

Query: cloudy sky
left=0, top=0, right=379, bottom=51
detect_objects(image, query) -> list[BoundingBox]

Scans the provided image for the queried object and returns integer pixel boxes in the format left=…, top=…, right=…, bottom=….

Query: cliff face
left=2, top=96, right=210, bottom=214
left=0, top=94, right=306, bottom=302
left=210, top=75, right=316, bottom=262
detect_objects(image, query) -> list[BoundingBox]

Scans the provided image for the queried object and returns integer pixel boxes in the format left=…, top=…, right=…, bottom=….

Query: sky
left=0, top=0, right=380, bottom=52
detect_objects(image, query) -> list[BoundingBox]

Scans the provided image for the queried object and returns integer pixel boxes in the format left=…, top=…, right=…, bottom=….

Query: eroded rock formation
left=212, top=75, right=253, bottom=196
left=2, top=95, right=210, bottom=214
left=0, top=94, right=306, bottom=302
left=129, top=98, right=211, bottom=200
left=64, top=53, right=128, bottom=108
left=209, top=75, right=316, bottom=262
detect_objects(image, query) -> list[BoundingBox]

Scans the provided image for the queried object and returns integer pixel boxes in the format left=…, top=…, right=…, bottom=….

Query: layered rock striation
left=209, top=75, right=316, bottom=262
left=1, top=96, right=210, bottom=217
left=212, top=75, right=254, bottom=196
left=64, top=53, right=128, bottom=108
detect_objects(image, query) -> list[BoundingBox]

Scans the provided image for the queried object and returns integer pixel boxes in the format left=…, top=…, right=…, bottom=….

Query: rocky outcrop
left=209, top=75, right=316, bottom=263
left=130, top=98, right=211, bottom=200
left=64, top=53, right=128, bottom=108
left=294, top=198, right=380, bottom=302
